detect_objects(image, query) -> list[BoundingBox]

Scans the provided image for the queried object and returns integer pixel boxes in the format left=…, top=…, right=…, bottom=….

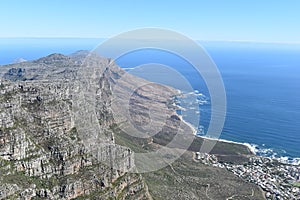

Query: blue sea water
left=202, top=42, right=300, bottom=161
left=116, top=42, right=300, bottom=162
left=0, top=38, right=299, bottom=162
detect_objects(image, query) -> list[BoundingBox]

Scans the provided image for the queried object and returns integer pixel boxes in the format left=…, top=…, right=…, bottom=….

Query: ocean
left=0, top=38, right=299, bottom=163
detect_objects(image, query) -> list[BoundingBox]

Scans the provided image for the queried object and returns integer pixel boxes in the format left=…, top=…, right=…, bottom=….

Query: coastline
left=175, top=91, right=300, bottom=166
left=177, top=110, right=256, bottom=155
left=180, top=115, right=300, bottom=166
left=197, top=134, right=300, bottom=166
left=178, top=115, right=198, bottom=135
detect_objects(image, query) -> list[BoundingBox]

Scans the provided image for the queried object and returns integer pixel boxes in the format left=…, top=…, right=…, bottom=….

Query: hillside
left=0, top=52, right=265, bottom=199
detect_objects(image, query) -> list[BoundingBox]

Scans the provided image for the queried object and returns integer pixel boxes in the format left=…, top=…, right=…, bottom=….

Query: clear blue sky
left=1, top=0, right=300, bottom=43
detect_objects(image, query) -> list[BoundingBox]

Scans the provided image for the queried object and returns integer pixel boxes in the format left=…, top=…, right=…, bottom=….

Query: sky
left=0, top=0, right=300, bottom=43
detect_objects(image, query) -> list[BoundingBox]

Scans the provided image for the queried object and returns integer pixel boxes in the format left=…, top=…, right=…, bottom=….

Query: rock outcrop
left=0, top=52, right=157, bottom=199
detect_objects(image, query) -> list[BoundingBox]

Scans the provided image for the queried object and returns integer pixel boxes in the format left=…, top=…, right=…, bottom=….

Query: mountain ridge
left=0, top=51, right=265, bottom=199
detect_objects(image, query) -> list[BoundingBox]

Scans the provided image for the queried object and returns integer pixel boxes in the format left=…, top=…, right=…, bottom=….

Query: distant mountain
left=12, top=58, right=27, bottom=64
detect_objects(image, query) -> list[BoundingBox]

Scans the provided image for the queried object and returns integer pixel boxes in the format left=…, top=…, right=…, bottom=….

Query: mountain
left=12, top=58, right=27, bottom=64
left=0, top=51, right=265, bottom=199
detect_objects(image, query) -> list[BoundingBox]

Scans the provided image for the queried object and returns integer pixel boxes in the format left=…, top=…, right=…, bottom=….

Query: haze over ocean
left=1, top=38, right=299, bottom=162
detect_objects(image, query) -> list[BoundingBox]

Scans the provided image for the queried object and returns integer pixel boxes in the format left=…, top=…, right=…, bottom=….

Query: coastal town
left=195, top=152, right=300, bottom=199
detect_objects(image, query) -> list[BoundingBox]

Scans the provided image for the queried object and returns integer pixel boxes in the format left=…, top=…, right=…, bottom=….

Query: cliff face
left=0, top=52, right=159, bottom=199
left=0, top=52, right=266, bottom=200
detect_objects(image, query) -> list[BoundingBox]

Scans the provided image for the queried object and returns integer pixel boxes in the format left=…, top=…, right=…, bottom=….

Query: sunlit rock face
left=0, top=52, right=168, bottom=199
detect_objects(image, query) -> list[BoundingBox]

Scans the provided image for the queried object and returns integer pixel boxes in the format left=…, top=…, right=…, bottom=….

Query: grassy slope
left=111, top=124, right=265, bottom=200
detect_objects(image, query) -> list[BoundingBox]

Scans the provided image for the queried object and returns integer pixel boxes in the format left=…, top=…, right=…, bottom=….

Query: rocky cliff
left=0, top=52, right=158, bottom=199
left=0, top=52, right=266, bottom=200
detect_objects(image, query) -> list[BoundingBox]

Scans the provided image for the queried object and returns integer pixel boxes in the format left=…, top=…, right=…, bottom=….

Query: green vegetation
left=110, top=124, right=150, bottom=153
left=0, top=83, right=5, bottom=90
left=3, top=171, right=59, bottom=190
left=46, top=99, right=59, bottom=106
left=22, top=99, right=43, bottom=112
left=111, top=122, right=264, bottom=199
left=293, top=182, right=300, bottom=188
left=0, top=157, right=11, bottom=167
left=0, top=91, right=16, bottom=102
left=68, top=127, right=79, bottom=141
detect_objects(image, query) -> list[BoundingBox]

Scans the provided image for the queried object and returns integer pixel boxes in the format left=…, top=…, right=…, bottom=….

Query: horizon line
left=0, top=37, right=300, bottom=45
